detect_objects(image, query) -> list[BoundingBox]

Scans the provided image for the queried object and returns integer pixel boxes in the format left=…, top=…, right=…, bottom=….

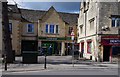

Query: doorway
left=21, top=40, right=38, bottom=51
left=41, top=41, right=58, bottom=55
left=103, top=45, right=111, bottom=61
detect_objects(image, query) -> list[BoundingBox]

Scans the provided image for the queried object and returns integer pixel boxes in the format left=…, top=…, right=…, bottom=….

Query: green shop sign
left=38, top=37, right=71, bottom=41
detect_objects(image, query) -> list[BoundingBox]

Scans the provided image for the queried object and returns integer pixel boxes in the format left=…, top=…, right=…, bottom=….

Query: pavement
left=0, top=56, right=120, bottom=77
left=1, top=63, right=119, bottom=75
left=1, top=56, right=119, bottom=75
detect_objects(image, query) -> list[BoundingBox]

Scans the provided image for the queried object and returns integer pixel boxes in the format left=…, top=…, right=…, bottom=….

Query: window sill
left=45, top=33, right=59, bottom=35
left=87, top=52, right=91, bottom=54
left=27, top=32, right=34, bottom=34
left=111, top=26, right=120, bottom=28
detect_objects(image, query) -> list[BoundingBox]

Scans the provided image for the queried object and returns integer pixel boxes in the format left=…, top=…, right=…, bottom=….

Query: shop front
left=101, top=36, right=120, bottom=62
left=41, top=41, right=60, bottom=55
left=38, top=37, right=71, bottom=56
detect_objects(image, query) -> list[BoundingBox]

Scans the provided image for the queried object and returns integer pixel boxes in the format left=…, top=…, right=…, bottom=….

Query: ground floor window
left=112, top=46, right=120, bottom=55
left=87, top=41, right=92, bottom=54
left=81, top=42, right=84, bottom=53
left=40, top=41, right=61, bottom=55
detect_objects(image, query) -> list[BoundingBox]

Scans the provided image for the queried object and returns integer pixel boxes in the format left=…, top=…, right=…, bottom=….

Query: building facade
left=7, top=5, right=78, bottom=56
left=38, top=6, right=78, bottom=56
left=8, top=5, right=22, bottom=55
left=78, top=1, right=120, bottom=62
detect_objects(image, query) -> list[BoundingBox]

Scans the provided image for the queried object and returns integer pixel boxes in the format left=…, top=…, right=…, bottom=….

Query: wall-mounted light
left=104, top=26, right=109, bottom=30
left=101, top=26, right=110, bottom=31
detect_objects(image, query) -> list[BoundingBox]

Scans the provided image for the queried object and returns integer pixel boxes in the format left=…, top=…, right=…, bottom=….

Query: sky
left=7, top=0, right=80, bottom=13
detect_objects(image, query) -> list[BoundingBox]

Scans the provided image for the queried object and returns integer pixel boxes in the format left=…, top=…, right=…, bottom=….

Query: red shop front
left=101, top=36, right=120, bottom=62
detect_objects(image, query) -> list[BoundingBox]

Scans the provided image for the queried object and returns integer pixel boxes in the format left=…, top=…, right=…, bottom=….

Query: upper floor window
left=50, top=25, right=54, bottom=34
left=80, top=25, right=83, bottom=34
left=56, top=25, right=58, bottom=34
left=9, top=23, right=12, bottom=34
left=46, top=24, right=48, bottom=33
left=45, top=24, right=59, bottom=34
left=112, top=17, right=120, bottom=27
left=89, top=18, right=94, bottom=30
left=27, top=24, right=34, bottom=33
left=68, top=27, right=73, bottom=35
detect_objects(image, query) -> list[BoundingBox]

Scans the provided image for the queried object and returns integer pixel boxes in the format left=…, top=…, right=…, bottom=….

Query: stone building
left=78, top=0, right=120, bottom=62
left=8, top=5, right=22, bottom=55
left=38, top=6, right=78, bottom=56
left=7, top=5, right=78, bottom=56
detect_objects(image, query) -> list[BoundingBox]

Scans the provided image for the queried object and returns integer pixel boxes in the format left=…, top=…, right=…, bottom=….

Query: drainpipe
left=96, top=2, right=98, bottom=62
left=85, top=12, right=87, bottom=37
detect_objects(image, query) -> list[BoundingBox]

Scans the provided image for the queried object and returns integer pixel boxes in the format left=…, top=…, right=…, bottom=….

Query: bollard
left=44, top=52, right=47, bottom=69
left=4, top=55, right=7, bottom=71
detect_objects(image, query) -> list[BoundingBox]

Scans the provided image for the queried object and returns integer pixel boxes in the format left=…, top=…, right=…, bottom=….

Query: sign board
left=101, top=36, right=120, bottom=46
left=71, top=30, right=75, bottom=40
left=39, top=37, right=71, bottom=41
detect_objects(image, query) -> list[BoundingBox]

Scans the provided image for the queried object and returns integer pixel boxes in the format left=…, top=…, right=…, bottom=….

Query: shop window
left=81, top=42, right=84, bottom=53
left=27, top=24, right=34, bottom=33
left=112, top=46, right=120, bottom=55
left=87, top=41, right=92, bottom=54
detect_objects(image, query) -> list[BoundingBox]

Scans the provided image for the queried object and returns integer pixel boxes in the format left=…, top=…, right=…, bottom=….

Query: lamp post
left=42, top=44, right=47, bottom=69
left=71, top=30, right=75, bottom=67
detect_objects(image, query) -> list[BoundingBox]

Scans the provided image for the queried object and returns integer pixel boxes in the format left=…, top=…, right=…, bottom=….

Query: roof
left=20, top=9, right=46, bottom=22
left=8, top=4, right=20, bottom=13
left=58, top=12, right=78, bottom=25
left=8, top=5, right=79, bottom=25
left=8, top=5, right=22, bottom=20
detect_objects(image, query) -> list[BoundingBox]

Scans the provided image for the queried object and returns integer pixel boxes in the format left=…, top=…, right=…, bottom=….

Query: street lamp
left=71, top=30, right=75, bottom=67
left=42, top=44, right=47, bottom=69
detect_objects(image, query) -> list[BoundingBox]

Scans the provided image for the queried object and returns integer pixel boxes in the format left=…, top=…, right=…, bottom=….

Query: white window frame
left=112, top=17, right=120, bottom=27
left=45, top=24, right=49, bottom=33
left=89, top=18, right=94, bottom=30
left=27, top=24, right=34, bottom=33
left=45, top=24, right=59, bottom=34
left=80, top=25, right=83, bottom=34
left=55, top=25, right=59, bottom=34
left=50, top=24, right=54, bottom=34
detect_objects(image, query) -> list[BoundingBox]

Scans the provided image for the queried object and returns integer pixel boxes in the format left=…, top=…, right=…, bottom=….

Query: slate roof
left=8, top=5, right=79, bottom=25
left=58, top=12, right=78, bottom=25
left=8, top=4, right=20, bottom=13
left=20, top=9, right=46, bottom=22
